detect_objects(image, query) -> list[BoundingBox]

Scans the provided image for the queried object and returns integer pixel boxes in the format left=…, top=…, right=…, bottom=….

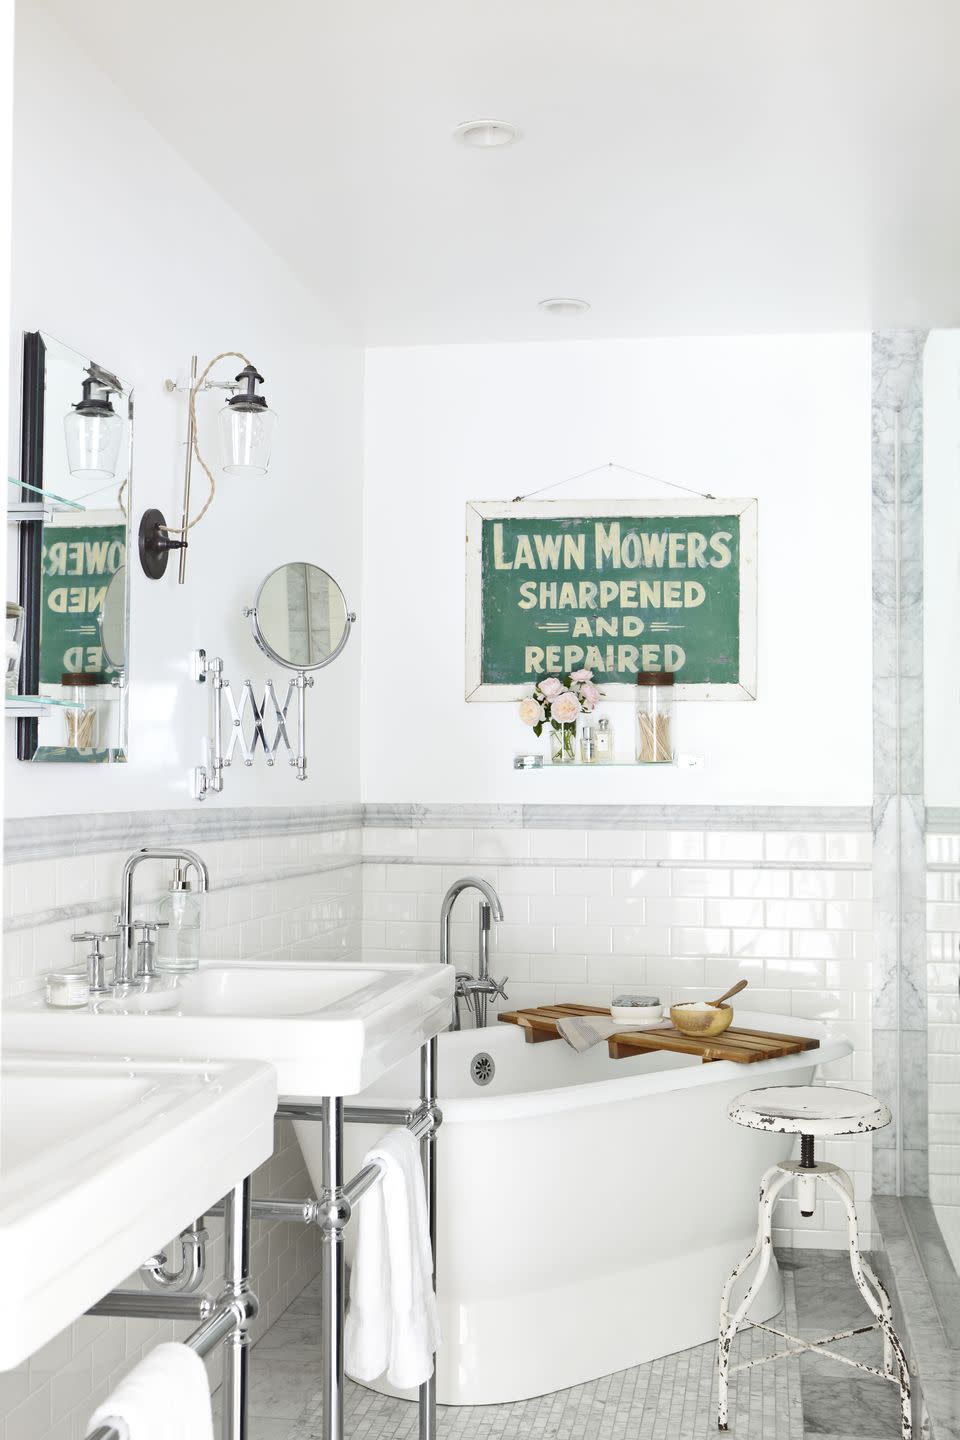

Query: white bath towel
left=556, top=1014, right=672, bottom=1053
left=345, top=1126, right=441, bottom=1388
left=87, top=1341, right=213, bottom=1440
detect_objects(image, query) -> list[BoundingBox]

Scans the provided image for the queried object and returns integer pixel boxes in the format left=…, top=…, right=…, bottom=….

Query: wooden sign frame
left=465, top=497, right=758, bottom=702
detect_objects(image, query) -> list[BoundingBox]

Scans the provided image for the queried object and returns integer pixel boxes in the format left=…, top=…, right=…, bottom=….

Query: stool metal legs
left=717, top=1164, right=794, bottom=1431
left=717, top=1158, right=912, bottom=1439
left=819, top=1170, right=912, bottom=1439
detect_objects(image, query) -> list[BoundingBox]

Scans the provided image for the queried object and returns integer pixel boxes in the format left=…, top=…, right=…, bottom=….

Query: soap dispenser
left=156, top=859, right=203, bottom=973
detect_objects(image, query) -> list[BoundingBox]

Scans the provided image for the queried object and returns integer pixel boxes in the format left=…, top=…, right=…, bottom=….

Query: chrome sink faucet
left=117, top=847, right=209, bottom=986
left=440, top=876, right=506, bottom=1030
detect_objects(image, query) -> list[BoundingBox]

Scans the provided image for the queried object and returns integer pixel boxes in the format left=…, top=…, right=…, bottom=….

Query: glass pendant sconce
left=218, top=364, right=275, bottom=476
left=140, top=351, right=277, bottom=582
left=64, top=370, right=123, bottom=481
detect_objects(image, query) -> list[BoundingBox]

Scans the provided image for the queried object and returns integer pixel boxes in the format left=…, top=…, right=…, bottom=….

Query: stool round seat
left=728, top=1085, right=891, bottom=1137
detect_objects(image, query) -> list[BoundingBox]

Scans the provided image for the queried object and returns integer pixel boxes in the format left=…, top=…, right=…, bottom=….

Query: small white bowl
left=610, top=1002, right=664, bottom=1025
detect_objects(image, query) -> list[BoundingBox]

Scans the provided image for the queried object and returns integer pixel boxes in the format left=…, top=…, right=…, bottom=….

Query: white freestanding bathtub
left=295, top=1011, right=850, bottom=1406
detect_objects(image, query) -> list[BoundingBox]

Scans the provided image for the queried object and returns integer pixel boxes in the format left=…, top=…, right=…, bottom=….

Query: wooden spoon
left=710, top=978, right=748, bottom=1008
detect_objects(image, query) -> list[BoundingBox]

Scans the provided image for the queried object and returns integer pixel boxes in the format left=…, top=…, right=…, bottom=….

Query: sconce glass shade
left=64, top=380, right=123, bottom=481
left=218, top=401, right=276, bottom=476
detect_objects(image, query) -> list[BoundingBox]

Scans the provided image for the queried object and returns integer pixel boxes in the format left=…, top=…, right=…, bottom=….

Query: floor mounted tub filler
left=298, top=1012, right=851, bottom=1407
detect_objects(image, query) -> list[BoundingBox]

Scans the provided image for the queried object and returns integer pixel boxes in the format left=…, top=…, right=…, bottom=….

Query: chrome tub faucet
left=440, top=876, right=506, bottom=1030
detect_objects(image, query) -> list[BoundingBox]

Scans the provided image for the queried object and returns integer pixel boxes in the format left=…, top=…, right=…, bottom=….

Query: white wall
left=5, top=4, right=363, bottom=818
left=923, top=329, right=960, bottom=809
left=361, top=335, right=872, bottom=805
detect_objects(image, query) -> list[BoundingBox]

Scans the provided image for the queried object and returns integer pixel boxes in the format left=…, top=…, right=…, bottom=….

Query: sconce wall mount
left=138, top=351, right=276, bottom=582
left=138, top=507, right=187, bottom=581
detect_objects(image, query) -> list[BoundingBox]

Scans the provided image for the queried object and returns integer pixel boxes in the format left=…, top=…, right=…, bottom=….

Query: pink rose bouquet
left=517, top=670, right=604, bottom=763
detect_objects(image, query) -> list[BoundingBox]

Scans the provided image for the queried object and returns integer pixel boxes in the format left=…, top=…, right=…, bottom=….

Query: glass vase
left=549, top=723, right=578, bottom=765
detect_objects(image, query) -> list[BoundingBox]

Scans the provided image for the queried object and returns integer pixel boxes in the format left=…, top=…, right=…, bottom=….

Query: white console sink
left=4, top=959, right=455, bottom=1098
left=0, top=1052, right=276, bottom=1369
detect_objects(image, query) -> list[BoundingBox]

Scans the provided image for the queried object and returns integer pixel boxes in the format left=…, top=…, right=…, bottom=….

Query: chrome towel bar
left=86, top=1292, right=236, bottom=1439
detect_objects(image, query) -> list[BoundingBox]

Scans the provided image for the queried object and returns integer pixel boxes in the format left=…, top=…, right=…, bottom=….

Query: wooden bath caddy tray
left=498, top=1004, right=820, bottom=1065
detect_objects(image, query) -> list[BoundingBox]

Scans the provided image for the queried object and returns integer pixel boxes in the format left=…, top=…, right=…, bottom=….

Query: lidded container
left=635, top=672, right=675, bottom=764
left=43, top=968, right=88, bottom=1009
left=61, top=671, right=102, bottom=752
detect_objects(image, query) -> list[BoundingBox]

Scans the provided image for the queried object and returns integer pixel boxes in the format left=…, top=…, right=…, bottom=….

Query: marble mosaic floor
left=226, top=1252, right=902, bottom=1440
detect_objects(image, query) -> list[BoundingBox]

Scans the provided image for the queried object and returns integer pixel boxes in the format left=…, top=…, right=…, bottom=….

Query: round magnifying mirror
left=98, top=565, right=127, bottom=671
left=251, top=562, right=353, bottom=671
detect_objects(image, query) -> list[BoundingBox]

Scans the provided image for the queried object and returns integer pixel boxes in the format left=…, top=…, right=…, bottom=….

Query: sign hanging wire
left=511, top=460, right=714, bottom=504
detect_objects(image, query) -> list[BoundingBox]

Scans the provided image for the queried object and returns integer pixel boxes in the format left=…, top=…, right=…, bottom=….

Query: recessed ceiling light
left=538, top=297, right=591, bottom=315
left=453, top=119, right=520, bottom=148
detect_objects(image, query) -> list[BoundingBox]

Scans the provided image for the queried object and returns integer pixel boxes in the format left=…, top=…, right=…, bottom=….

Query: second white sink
left=0, top=1052, right=276, bottom=1369
left=4, top=958, right=455, bottom=1098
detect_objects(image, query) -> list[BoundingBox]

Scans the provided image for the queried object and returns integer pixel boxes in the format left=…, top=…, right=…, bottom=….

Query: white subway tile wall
left=1, top=813, right=878, bottom=1437
left=361, top=824, right=875, bottom=1253
left=927, top=832, right=960, bottom=1269
left=1, top=828, right=362, bottom=1440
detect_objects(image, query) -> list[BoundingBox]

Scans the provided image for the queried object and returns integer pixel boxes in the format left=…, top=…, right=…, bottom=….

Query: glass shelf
left=514, top=755, right=702, bottom=771
left=516, top=759, right=674, bottom=770
left=6, top=695, right=88, bottom=718
left=7, top=475, right=85, bottom=519
left=6, top=699, right=52, bottom=719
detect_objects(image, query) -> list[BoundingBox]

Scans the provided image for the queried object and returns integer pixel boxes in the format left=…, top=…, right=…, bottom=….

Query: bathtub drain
left=470, top=1052, right=495, bottom=1086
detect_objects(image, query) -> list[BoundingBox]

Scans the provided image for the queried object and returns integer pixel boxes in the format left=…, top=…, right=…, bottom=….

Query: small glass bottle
left=635, top=672, right=676, bottom=763
left=580, top=724, right=597, bottom=764
left=595, top=715, right=614, bottom=762
left=156, top=860, right=203, bottom=973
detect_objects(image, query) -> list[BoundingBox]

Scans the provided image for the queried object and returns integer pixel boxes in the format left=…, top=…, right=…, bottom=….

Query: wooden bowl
left=670, top=1003, right=734, bottom=1039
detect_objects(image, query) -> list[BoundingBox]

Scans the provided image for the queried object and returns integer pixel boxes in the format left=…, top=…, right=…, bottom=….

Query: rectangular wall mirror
left=13, top=331, right=133, bottom=763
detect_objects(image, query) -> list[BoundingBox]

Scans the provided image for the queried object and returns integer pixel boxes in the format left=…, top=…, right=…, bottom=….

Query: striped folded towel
left=556, top=1015, right=672, bottom=1053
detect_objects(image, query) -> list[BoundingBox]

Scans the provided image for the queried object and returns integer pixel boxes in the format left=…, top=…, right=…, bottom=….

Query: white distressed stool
left=717, top=1085, right=911, bottom=1437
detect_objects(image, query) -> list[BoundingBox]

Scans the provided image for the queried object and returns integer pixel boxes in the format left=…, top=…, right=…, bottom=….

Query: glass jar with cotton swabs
left=635, top=671, right=676, bottom=765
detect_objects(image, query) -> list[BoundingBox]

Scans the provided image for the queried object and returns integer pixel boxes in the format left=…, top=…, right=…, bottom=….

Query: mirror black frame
left=16, top=332, right=45, bottom=760
left=15, top=331, right=133, bottom=762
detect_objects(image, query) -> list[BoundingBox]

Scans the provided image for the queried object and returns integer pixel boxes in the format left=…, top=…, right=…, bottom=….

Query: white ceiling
left=35, top=1, right=960, bottom=345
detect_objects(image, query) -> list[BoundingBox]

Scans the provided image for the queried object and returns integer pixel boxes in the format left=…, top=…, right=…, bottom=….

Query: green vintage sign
left=39, top=522, right=126, bottom=684
left=465, top=499, right=757, bottom=701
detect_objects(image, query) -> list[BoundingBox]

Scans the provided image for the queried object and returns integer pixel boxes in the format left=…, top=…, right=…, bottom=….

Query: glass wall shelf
left=514, top=758, right=676, bottom=770
left=513, top=756, right=701, bottom=771
left=5, top=695, right=87, bottom=718
left=7, top=475, right=85, bottom=521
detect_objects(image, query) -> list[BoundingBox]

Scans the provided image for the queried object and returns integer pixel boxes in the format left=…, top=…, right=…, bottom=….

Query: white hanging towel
left=87, top=1341, right=213, bottom=1440
left=345, top=1126, right=441, bottom=1389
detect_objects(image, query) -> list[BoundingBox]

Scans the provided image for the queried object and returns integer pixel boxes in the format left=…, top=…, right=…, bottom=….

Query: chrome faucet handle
left=132, top=920, right=168, bottom=979
left=70, top=929, right=120, bottom=996
left=487, top=976, right=509, bottom=1003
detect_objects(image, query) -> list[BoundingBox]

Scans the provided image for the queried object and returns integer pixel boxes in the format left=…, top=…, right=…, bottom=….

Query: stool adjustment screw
left=799, top=1133, right=816, bottom=1216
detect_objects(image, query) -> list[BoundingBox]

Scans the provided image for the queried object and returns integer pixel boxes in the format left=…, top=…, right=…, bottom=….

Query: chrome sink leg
left=320, top=1097, right=347, bottom=1440
left=419, top=1037, right=438, bottom=1440
left=222, top=1177, right=254, bottom=1440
